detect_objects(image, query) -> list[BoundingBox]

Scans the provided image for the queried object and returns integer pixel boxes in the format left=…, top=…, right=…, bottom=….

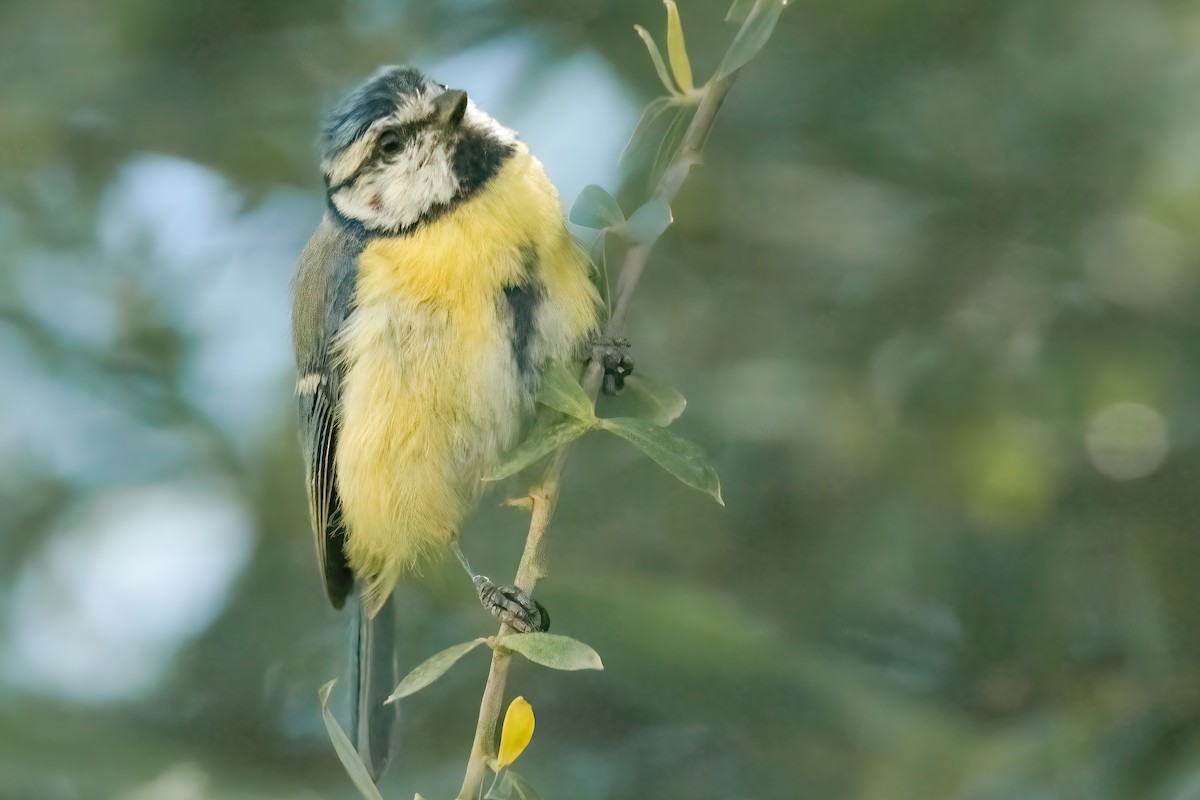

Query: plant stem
left=455, top=7, right=760, bottom=796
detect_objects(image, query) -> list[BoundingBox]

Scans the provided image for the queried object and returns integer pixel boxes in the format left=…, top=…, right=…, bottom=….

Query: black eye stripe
left=375, top=123, right=421, bottom=159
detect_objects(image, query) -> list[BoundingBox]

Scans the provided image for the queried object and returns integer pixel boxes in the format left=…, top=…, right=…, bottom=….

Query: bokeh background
left=3, top=0, right=1199, bottom=798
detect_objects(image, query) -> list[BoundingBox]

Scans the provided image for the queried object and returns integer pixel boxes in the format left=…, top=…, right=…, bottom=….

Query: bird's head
left=320, top=66, right=517, bottom=234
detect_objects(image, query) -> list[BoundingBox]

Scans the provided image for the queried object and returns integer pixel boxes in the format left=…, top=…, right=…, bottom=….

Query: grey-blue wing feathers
left=292, top=215, right=362, bottom=608
left=292, top=216, right=400, bottom=781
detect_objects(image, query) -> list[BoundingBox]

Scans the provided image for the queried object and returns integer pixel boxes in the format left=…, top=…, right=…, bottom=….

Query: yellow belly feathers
left=334, top=147, right=598, bottom=612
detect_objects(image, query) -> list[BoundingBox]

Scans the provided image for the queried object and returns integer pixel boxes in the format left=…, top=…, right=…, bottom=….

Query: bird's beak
left=432, top=89, right=469, bottom=128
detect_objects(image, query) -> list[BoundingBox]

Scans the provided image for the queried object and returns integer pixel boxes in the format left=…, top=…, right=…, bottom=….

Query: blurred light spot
left=429, top=37, right=639, bottom=204
left=16, top=249, right=120, bottom=348
left=2, top=483, right=254, bottom=702
left=98, top=155, right=313, bottom=442
left=1086, top=402, right=1168, bottom=480
left=961, top=419, right=1059, bottom=531
left=1082, top=215, right=1186, bottom=310
left=0, top=327, right=193, bottom=485
left=120, top=763, right=210, bottom=800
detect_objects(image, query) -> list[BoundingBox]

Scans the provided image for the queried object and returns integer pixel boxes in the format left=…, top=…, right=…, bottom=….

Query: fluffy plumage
left=291, top=65, right=599, bottom=778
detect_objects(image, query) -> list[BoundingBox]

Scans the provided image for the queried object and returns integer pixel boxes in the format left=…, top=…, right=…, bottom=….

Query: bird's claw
left=592, top=336, right=634, bottom=395
left=474, top=576, right=550, bottom=633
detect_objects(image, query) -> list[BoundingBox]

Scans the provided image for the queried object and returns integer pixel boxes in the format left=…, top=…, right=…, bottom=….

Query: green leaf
left=318, top=680, right=386, bottom=800
left=619, top=96, right=675, bottom=171
left=484, top=774, right=511, bottom=800
left=589, top=231, right=611, bottom=312
left=506, top=770, right=544, bottom=800
left=624, top=373, right=688, bottom=426
left=633, top=25, right=677, bottom=95
left=537, top=362, right=595, bottom=421
left=599, top=417, right=724, bottom=505
left=717, top=0, right=785, bottom=78
left=569, top=184, right=624, bottom=230
left=484, top=420, right=592, bottom=482
left=500, top=632, right=604, bottom=671
left=664, top=0, right=694, bottom=94
left=385, top=639, right=486, bottom=702
left=649, top=103, right=695, bottom=190
left=725, top=0, right=758, bottom=23
left=619, top=199, right=674, bottom=244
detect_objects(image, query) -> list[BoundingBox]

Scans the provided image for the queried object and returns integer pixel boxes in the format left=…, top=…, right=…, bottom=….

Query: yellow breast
left=331, top=147, right=597, bottom=613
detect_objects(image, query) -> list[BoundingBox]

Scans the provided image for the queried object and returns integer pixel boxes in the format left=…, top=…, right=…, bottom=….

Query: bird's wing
left=292, top=216, right=363, bottom=609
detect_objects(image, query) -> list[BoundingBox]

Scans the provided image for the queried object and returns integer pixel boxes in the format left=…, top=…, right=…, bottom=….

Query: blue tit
left=291, top=66, right=602, bottom=780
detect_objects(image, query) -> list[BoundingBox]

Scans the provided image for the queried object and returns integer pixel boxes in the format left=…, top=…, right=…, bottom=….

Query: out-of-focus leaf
left=484, top=420, right=592, bottom=482
left=664, top=1, right=695, bottom=94
left=484, top=775, right=510, bottom=800
left=318, top=680, right=385, bottom=800
left=726, top=0, right=758, bottom=23
left=537, top=362, right=596, bottom=421
left=386, top=639, right=486, bottom=702
left=496, top=696, right=535, bottom=767
left=500, top=632, right=605, bottom=671
left=717, top=0, right=785, bottom=78
left=599, top=417, right=724, bottom=505
left=633, top=25, right=677, bottom=95
left=589, top=231, right=611, bottom=311
left=625, top=373, right=688, bottom=426
left=484, top=770, right=543, bottom=800
left=569, top=184, right=624, bottom=230
left=619, top=96, right=675, bottom=170
left=506, top=770, right=544, bottom=800
left=650, top=103, right=695, bottom=190
left=620, top=199, right=674, bottom=244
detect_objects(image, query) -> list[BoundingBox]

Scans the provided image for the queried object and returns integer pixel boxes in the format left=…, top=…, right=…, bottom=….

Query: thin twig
left=455, top=8, right=759, bottom=797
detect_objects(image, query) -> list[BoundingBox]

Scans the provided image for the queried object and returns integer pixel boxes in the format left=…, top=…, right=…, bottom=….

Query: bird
left=291, top=65, right=620, bottom=781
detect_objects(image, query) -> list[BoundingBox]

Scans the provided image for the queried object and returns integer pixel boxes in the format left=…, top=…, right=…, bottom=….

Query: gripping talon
left=592, top=335, right=634, bottom=396
left=475, top=576, right=550, bottom=632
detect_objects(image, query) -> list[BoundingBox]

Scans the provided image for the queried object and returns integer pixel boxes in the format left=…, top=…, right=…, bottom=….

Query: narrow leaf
left=725, top=0, right=757, bottom=23
left=620, top=199, right=674, bottom=244
left=633, top=25, right=677, bottom=95
left=589, top=231, right=611, bottom=312
left=386, top=639, right=486, bottom=702
left=569, top=184, right=624, bottom=230
left=500, top=632, right=604, bottom=671
left=484, top=776, right=512, bottom=800
left=505, top=770, right=544, bottom=800
left=649, top=103, right=695, bottom=190
left=624, top=373, right=688, bottom=426
left=664, top=0, right=695, bottom=94
left=318, top=680, right=386, bottom=800
left=484, top=420, right=592, bottom=482
left=619, top=96, right=675, bottom=171
left=717, top=0, right=785, bottom=78
left=600, top=417, right=724, bottom=505
left=497, top=696, right=535, bottom=767
left=537, top=362, right=595, bottom=421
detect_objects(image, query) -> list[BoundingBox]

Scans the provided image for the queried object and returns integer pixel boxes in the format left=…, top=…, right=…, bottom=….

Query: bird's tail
left=350, top=592, right=399, bottom=782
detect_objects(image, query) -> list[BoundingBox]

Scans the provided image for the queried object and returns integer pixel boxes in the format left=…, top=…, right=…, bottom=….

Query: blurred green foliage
left=3, top=1, right=1200, bottom=799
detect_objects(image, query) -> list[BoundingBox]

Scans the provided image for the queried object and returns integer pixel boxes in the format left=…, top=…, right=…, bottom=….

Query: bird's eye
left=378, top=130, right=403, bottom=156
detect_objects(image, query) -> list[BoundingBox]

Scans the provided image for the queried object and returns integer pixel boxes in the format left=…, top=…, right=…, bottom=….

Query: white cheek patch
left=327, top=91, right=518, bottom=232
left=331, top=128, right=460, bottom=231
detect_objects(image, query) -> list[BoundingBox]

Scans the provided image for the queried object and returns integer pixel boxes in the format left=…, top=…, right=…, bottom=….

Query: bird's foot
left=473, top=576, right=550, bottom=633
left=591, top=335, right=634, bottom=395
